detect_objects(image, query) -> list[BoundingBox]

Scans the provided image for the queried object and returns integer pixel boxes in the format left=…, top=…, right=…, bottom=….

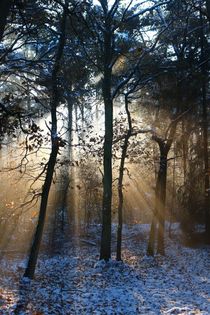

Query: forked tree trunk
left=147, top=119, right=179, bottom=256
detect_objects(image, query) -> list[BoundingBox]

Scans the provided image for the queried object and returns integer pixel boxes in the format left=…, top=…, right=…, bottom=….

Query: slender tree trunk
left=116, top=136, right=129, bottom=261
left=157, top=151, right=168, bottom=255
left=24, top=7, right=67, bottom=279
left=147, top=151, right=168, bottom=256
left=100, top=87, right=113, bottom=261
left=24, top=144, right=59, bottom=278
left=100, top=9, right=113, bottom=261
left=169, top=145, right=176, bottom=237
left=0, top=0, right=12, bottom=41
left=147, top=161, right=161, bottom=256
left=61, top=95, right=73, bottom=227
left=182, top=121, right=187, bottom=183
left=67, top=96, right=73, bottom=146
left=116, top=96, right=131, bottom=261
left=60, top=96, right=73, bottom=231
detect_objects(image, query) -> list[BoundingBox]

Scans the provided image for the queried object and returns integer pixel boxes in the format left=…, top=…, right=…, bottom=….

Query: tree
left=24, top=2, right=68, bottom=279
left=147, top=114, right=184, bottom=255
left=95, top=0, right=170, bottom=261
left=146, top=0, right=209, bottom=254
left=98, top=0, right=115, bottom=261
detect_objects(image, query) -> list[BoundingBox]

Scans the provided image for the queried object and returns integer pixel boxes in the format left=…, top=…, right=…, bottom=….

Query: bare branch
left=124, top=1, right=171, bottom=22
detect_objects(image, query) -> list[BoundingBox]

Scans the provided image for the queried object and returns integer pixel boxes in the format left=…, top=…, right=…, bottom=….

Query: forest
left=0, top=0, right=210, bottom=314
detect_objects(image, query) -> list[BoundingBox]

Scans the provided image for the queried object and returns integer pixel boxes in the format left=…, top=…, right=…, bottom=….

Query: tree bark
left=116, top=135, right=129, bottom=261
left=100, top=4, right=113, bottom=261
left=182, top=121, right=187, bottom=183
left=157, top=150, right=168, bottom=255
left=147, top=170, right=161, bottom=256
left=100, top=81, right=113, bottom=261
left=147, top=216, right=157, bottom=256
left=147, top=117, right=179, bottom=255
left=23, top=144, right=59, bottom=278
left=116, top=96, right=131, bottom=261
left=169, top=145, right=176, bottom=237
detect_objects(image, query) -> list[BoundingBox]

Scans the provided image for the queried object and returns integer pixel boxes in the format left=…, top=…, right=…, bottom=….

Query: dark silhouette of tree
left=147, top=113, right=185, bottom=255
left=98, top=0, right=115, bottom=261
left=145, top=0, right=209, bottom=255
left=97, top=0, right=171, bottom=261
left=24, top=3, right=68, bottom=279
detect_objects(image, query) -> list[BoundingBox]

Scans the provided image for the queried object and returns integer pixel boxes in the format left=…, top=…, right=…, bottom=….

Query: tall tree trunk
left=147, top=148, right=168, bottom=256
left=116, top=135, right=129, bottom=261
left=157, top=150, right=168, bottom=255
left=100, top=6, right=113, bottom=261
left=182, top=121, right=187, bottom=183
left=24, top=144, right=59, bottom=278
left=116, top=96, right=131, bottom=261
left=63, top=94, right=73, bottom=225
left=202, top=79, right=210, bottom=238
left=60, top=98, right=73, bottom=233
left=147, top=171, right=161, bottom=256
left=24, top=7, right=67, bottom=279
left=147, top=117, right=179, bottom=255
left=169, top=145, right=176, bottom=237
left=100, top=83, right=113, bottom=261
left=0, top=0, right=12, bottom=41
left=200, top=10, right=210, bottom=237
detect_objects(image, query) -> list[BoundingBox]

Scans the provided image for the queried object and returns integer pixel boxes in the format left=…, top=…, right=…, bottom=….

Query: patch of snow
left=0, top=224, right=209, bottom=314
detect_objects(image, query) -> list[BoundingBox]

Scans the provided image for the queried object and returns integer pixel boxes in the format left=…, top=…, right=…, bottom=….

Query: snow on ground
left=0, top=224, right=210, bottom=315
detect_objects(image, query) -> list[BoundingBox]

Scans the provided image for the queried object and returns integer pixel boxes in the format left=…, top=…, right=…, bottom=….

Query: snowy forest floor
left=0, top=224, right=210, bottom=315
